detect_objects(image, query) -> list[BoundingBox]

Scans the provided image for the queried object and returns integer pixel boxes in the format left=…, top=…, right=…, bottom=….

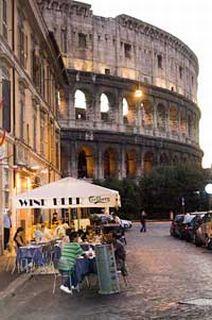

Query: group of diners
left=56, top=227, right=128, bottom=294
left=12, top=216, right=128, bottom=293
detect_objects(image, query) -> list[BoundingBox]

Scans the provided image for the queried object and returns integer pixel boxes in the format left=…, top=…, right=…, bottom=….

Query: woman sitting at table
left=57, top=231, right=85, bottom=294
left=13, top=227, right=26, bottom=248
left=40, top=223, right=52, bottom=241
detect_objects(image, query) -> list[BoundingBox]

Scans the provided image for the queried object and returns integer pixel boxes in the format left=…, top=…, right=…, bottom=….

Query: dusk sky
left=84, top=0, right=212, bottom=168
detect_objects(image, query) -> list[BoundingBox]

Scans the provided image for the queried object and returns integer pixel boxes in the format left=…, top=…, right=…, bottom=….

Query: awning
left=13, top=177, right=121, bottom=209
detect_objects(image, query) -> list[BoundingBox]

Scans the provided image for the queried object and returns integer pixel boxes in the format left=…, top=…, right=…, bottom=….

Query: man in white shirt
left=3, top=210, right=12, bottom=250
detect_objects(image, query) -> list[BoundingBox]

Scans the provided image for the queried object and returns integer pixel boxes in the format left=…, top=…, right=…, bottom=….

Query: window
left=123, top=98, right=129, bottom=124
left=2, top=0, right=7, bottom=39
left=100, top=93, right=109, bottom=122
left=40, top=112, right=45, bottom=156
left=179, top=66, right=183, bottom=79
left=74, top=90, right=86, bottom=120
left=19, top=100, right=24, bottom=139
left=61, top=28, right=67, bottom=53
left=124, top=43, right=132, bottom=59
left=157, top=54, right=163, bottom=69
left=78, top=33, right=87, bottom=48
left=18, top=19, right=25, bottom=67
left=2, top=79, right=11, bottom=132
left=105, top=68, right=110, bottom=75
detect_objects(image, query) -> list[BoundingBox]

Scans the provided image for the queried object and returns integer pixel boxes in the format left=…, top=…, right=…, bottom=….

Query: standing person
left=140, top=210, right=147, bottom=232
left=3, top=210, right=12, bottom=250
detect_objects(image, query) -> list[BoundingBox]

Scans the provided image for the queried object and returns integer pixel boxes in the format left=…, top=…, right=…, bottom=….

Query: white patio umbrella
left=13, top=177, right=121, bottom=210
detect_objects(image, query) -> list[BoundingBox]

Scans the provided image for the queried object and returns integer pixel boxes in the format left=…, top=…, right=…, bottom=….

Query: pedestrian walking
left=3, top=210, right=12, bottom=250
left=140, top=210, right=147, bottom=232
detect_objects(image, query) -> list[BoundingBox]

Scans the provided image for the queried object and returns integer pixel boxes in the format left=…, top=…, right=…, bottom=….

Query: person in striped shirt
left=58, top=231, right=84, bottom=294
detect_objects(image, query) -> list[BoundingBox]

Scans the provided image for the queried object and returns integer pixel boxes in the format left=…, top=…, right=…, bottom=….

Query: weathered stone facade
left=38, top=0, right=203, bottom=180
left=0, top=0, right=66, bottom=253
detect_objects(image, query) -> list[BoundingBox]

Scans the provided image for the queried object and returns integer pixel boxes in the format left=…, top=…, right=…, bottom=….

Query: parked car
left=180, top=214, right=196, bottom=241
left=170, top=214, right=184, bottom=238
left=90, top=214, right=132, bottom=230
left=194, top=212, right=212, bottom=249
left=184, top=212, right=207, bottom=242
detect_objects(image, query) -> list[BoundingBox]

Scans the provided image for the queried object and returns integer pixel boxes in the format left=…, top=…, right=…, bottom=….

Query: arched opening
left=125, top=150, right=137, bottom=177
left=100, top=93, right=110, bottom=122
left=172, top=156, right=178, bottom=165
left=159, top=153, right=168, bottom=166
left=143, top=152, right=154, bottom=174
left=180, top=111, right=187, bottom=135
left=170, top=106, right=178, bottom=133
left=188, top=114, right=193, bottom=138
left=142, top=101, right=153, bottom=128
left=104, top=148, right=117, bottom=178
left=74, top=89, right=87, bottom=120
left=123, top=98, right=129, bottom=124
left=77, top=147, right=94, bottom=178
left=157, top=103, right=166, bottom=131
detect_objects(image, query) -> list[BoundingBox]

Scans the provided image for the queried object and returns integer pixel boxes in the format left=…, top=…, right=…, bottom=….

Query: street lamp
left=205, top=183, right=212, bottom=211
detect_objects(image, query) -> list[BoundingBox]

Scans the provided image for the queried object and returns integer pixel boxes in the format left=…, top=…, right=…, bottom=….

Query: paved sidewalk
left=0, top=254, right=30, bottom=299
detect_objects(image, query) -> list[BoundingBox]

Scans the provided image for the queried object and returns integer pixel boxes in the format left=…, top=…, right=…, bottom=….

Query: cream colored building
left=0, top=0, right=67, bottom=254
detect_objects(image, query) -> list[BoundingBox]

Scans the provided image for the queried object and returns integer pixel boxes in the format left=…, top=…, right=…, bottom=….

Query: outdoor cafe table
left=18, top=242, right=54, bottom=269
left=53, top=244, right=97, bottom=286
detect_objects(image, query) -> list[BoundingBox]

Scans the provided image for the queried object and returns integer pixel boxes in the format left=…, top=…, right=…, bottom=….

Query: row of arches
left=75, top=146, right=191, bottom=179
left=73, top=90, right=198, bottom=138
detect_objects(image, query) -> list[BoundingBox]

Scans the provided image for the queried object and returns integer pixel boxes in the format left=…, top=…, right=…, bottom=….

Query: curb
left=0, top=274, right=31, bottom=300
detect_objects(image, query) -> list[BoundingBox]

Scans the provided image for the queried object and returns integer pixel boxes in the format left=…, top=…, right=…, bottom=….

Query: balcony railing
left=59, top=118, right=198, bottom=147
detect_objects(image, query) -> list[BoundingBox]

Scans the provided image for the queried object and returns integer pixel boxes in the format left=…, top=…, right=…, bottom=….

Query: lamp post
left=205, top=183, right=212, bottom=211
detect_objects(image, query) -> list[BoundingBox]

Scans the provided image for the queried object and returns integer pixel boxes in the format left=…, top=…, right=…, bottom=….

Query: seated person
left=52, top=212, right=58, bottom=225
left=57, top=232, right=85, bottom=294
left=34, top=224, right=43, bottom=243
left=112, top=233, right=128, bottom=280
left=84, top=225, right=94, bottom=242
left=13, top=227, right=26, bottom=248
left=40, top=223, right=52, bottom=241
left=54, top=220, right=66, bottom=239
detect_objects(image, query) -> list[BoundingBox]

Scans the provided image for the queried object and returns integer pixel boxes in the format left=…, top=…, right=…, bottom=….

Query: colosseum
left=38, top=0, right=203, bottom=180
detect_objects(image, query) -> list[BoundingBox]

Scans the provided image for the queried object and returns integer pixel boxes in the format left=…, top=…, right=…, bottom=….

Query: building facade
left=38, top=0, right=203, bottom=181
left=0, top=0, right=67, bottom=253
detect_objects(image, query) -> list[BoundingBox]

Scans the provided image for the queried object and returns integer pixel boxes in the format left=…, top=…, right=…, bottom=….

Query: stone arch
left=125, top=149, right=137, bottom=177
left=172, top=155, right=179, bottom=165
left=77, top=146, right=94, bottom=178
left=180, top=110, right=187, bottom=135
left=103, top=148, right=118, bottom=178
left=122, top=98, right=129, bottom=124
left=123, top=92, right=136, bottom=125
left=143, top=152, right=154, bottom=174
left=159, top=153, right=169, bottom=166
left=170, top=106, right=178, bottom=133
left=188, top=114, right=193, bottom=138
left=157, top=103, right=166, bottom=131
left=142, top=101, right=153, bottom=128
left=74, top=89, right=87, bottom=120
left=100, top=93, right=110, bottom=122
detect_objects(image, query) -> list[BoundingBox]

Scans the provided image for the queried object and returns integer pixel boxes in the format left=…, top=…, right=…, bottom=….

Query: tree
left=139, top=165, right=209, bottom=218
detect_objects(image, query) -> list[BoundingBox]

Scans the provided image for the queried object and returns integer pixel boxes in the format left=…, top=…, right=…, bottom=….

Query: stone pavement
left=0, top=222, right=212, bottom=320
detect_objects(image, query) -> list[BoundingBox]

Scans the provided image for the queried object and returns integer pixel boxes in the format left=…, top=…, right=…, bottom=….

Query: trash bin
left=95, top=244, right=120, bottom=295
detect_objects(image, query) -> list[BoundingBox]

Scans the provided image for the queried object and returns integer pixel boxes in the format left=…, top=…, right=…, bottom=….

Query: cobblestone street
left=0, top=222, right=212, bottom=320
